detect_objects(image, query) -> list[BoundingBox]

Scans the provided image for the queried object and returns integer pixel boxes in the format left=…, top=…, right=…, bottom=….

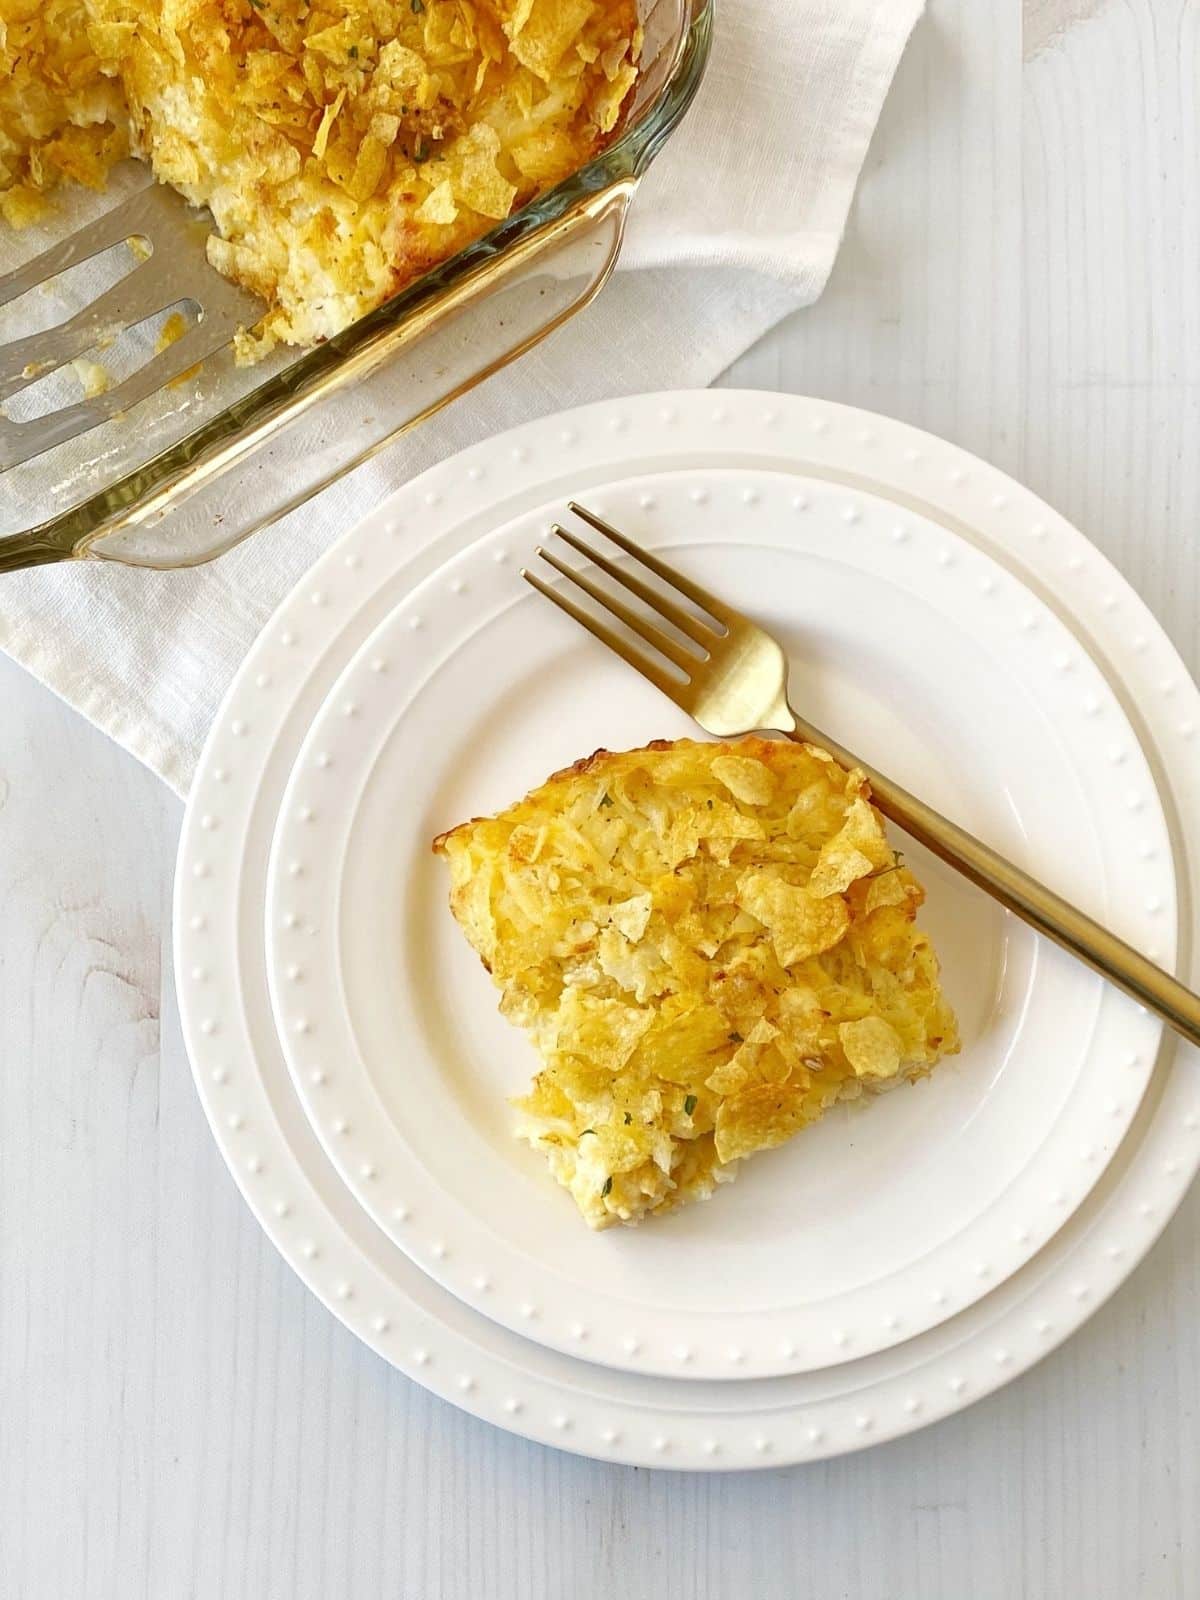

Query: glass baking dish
left=0, top=0, right=711, bottom=572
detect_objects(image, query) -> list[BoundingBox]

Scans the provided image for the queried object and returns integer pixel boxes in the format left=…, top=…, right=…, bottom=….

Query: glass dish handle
left=0, top=526, right=72, bottom=575
left=0, top=179, right=638, bottom=573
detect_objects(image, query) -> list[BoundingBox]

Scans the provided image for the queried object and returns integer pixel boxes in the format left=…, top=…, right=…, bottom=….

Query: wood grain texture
left=2, top=0, right=1199, bottom=1595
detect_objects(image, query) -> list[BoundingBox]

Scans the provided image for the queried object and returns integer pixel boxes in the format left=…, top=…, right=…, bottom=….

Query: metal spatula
left=0, top=183, right=263, bottom=473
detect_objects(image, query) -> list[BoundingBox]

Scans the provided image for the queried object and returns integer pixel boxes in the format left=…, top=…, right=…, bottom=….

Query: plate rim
left=262, top=465, right=1172, bottom=1380
left=174, top=388, right=1200, bottom=1469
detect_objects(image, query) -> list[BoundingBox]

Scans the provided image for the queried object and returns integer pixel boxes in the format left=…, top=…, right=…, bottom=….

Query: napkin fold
left=0, top=0, right=925, bottom=796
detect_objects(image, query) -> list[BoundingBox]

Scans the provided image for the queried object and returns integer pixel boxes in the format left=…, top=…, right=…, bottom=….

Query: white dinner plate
left=174, top=391, right=1200, bottom=1467
left=264, top=467, right=1170, bottom=1381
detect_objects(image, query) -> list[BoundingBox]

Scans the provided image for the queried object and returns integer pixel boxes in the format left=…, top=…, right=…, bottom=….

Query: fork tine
left=521, top=568, right=691, bottom=704
left=548, top=524, right=717, bottom=650
left=534, top=544, right=701, bottom=675
left=568, top=502, right=735, bottom=628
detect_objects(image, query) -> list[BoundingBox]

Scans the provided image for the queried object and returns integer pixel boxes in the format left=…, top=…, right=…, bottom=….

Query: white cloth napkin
left=0, top=0, right=924, bottom=796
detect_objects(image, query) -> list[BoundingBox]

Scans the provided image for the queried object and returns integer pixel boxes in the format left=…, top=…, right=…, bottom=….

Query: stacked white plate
left=174, top=390, right=1200, bottom=1469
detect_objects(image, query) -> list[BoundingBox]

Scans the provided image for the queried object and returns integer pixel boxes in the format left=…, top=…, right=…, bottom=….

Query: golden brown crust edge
left=431, top=736, right=875, bottom=854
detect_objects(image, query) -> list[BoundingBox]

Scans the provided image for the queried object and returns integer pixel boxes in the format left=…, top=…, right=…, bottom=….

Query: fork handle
left=783, top=708, right=1200, bottom=1051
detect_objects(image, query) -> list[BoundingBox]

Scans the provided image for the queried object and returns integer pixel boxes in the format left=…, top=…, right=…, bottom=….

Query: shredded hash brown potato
left=0, top=0, right=639, bottom=352
left=434, top=737, right=960, bottom=1229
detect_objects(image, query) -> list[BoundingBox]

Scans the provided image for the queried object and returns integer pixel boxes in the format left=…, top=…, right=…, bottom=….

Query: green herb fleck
left=624, top=1112, right=632, bottom=1125
left=413, top=137, right=431, bottom=163
left=579, top=1128, right=596, bottom=1138
left=598, top=791, right=614, bottom=808
left=601, top=1176, right=613, bottom=1198
left=683, top=1094, right=698, bottom=1117
left=348, top=43, right=358, bottom=57
left=728, top=1030, right=743, bottom=1043
left=869, top=853, right=905, bottom=881
left=410, top=0, right=425, bottom=11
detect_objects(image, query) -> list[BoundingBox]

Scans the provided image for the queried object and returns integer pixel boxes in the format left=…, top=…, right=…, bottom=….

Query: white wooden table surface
left=3, top=3, right=1199, bottom=1595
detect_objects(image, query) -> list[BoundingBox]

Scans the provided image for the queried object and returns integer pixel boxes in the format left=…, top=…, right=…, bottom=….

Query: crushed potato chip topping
left=434, top=737, right=960, bottom=1229
left=1, top=0, right=640, bottom=351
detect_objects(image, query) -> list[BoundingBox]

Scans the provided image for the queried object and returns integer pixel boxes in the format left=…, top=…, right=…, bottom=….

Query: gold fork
left=523, top=501, right=1200, bottom=1051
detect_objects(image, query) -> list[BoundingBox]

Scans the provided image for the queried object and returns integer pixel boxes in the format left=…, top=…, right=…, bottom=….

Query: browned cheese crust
left=1, top=0, right=640, bottom=354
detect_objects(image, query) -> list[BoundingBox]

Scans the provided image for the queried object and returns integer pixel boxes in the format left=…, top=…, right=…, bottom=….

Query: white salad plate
left=174, top=391, right=1200, bottom=1468
left=263, top=467, right=1169, bottom=1382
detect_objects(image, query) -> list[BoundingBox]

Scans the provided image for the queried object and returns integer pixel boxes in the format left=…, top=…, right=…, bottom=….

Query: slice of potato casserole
left=0, top=0, right=640, bottom=352
left=434, top=737, right=960, bottom=1229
